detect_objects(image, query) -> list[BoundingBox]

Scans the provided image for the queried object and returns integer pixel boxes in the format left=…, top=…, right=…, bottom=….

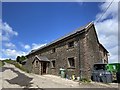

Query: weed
left=80, top=78, right=91, bottom=83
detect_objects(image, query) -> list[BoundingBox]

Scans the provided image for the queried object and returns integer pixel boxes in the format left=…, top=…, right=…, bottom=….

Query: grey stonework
left=24, top=22, right=108, bottom=79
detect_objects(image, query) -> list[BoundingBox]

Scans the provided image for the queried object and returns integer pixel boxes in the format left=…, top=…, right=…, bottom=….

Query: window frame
left=51, top=60, right=56, bottom=68
left=68, top=41, right=74, bottom=48
left=67, top=57, right=75, bottom=68
left=52, top=48, right=56, bottom=53
left=35, top=60, right=39, bottom=67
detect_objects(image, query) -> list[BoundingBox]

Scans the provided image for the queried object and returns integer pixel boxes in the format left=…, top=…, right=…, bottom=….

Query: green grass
left=3, top=60, right=28, bottom=72
left=0, top=61, right=5, bottom=67
left=0, top=61, right=2, bottom=67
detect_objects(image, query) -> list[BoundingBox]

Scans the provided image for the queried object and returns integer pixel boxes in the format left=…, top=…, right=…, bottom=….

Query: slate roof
left=27, top=21, right=108, bottom=56
left=33, top=55, right=50, bottom=62
left=99, top=44, right=109, bottom=53
left=28, top=22, right=94, bottom=55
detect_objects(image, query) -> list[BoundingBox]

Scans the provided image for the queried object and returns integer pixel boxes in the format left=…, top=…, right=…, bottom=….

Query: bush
left=3, top=59, right=16, bottom=64
left=16, top=56, right=27, bottom=64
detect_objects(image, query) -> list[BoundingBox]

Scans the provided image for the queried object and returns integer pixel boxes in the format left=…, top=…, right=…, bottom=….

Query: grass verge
left=3, top=60, right=29, bottom=73
left=0, top=60, right=5, bottom=67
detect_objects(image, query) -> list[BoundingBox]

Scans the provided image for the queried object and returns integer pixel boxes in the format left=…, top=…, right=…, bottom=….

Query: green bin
left=59, top=68, right=66, bottom=78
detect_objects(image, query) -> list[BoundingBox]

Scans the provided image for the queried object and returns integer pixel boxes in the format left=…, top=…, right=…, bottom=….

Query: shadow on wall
left=2, top=67, right=33, bottom=88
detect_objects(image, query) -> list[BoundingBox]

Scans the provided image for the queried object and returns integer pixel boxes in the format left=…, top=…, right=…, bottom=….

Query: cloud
left=2, top=49, right=27, bottom=59
left=24, top=45, right=31, bottom=50
left=95, top=19, right=118, bottom=49
left=32, top=43, right=47, bottom=50
left=109, top=46, right=118, bottom=55
left=0, top=19, right=47, bottom=60
left=4, top=42, right=16, bottom=49
left=20, top=43, right=31, bottom=50
left=95, top=1, right=118, bottom=63
left=95, top=1, right=118, bottom=22
left=1, top=43, right=47, bottom=60
left=0, top=19, right=20, bottom=60
left=0, top=20, right=19, bottom=59
left=0, top=19, right=18, bottom=41
left=20, top=42, right=47, bottom=51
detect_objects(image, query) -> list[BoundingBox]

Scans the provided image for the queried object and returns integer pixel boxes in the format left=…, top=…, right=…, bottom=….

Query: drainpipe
left=77, top=32, right=82, bottom=80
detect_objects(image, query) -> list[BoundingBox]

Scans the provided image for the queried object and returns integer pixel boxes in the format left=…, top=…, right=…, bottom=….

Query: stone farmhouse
left=24, top=22, right=109, bottom=79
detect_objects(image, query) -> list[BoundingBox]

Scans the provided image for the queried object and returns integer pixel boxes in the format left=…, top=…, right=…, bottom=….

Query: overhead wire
left=94, top=0, right=114, bottom=24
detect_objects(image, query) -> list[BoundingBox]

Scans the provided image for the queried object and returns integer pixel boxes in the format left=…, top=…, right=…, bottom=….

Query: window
left=36, top=61, right=38, bottom=63
left=35, top=60, right=39, bottom=67
left=68, top=57, right=75, bottom=68
left=51, top=60, right=55, bottom=68
left=68, top=41, right=74, bottom=48
left=52, top=48, right=56, bottom=53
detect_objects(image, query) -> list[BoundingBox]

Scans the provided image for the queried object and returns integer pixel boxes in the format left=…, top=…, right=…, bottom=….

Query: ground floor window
left=68, top=57, right=75, bottom=68
left=51, top=60, right=55, bottom=68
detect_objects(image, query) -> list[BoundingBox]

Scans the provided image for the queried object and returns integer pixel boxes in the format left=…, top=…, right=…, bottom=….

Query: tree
left=20, top=56, right=26, bottom=63
left=16, top=56, right=26, bottom=64
left=9, top=58, right=12, bottom=60
left=16, top=56, right=20, bottom=63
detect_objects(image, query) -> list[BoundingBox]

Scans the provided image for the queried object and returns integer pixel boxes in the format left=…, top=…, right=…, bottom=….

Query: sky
left=1, top=1, right=119, bottom=63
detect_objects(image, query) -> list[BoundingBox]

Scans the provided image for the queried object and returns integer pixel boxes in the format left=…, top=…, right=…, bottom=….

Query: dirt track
left=0, top=63, right=119, bottom=89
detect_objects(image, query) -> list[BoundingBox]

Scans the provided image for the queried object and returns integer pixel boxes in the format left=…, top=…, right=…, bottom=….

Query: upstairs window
left=68, top=57, right=75, bottom=68
left=51, top=60, right=55, bottom=68
left=68, top=41, right=74, bottom=48
left=52, top=48, right=56, bottom=53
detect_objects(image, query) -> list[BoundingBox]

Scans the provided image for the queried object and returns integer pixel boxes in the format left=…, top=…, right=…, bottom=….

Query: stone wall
left=25, top=24, right=108, bottom=79
left=79, top=25, right=108, bottom=79
left=26, top=34, right=83, bottom=78
left=99, top=45, right=108, bottom=63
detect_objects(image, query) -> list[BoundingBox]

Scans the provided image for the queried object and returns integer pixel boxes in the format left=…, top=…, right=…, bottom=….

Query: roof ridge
left=28, top=21, right=93, bottom=55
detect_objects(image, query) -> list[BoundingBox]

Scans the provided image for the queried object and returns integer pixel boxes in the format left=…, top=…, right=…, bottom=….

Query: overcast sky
left=1, top=1, right=119, bottom=63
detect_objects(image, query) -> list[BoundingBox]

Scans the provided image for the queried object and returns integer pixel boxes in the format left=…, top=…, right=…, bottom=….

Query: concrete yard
left=0, top=63, right=119, bottom=89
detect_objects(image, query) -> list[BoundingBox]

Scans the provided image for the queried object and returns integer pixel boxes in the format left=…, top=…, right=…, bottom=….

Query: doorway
left=41, top=62, right=47, bottom=74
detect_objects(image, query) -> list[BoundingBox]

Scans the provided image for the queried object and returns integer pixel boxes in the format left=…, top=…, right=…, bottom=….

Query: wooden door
left=41, top=62, right=47, bottom=74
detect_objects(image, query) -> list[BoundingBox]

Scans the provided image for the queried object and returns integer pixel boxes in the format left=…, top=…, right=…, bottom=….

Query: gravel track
left=0, top=63, right=119, bottom=89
